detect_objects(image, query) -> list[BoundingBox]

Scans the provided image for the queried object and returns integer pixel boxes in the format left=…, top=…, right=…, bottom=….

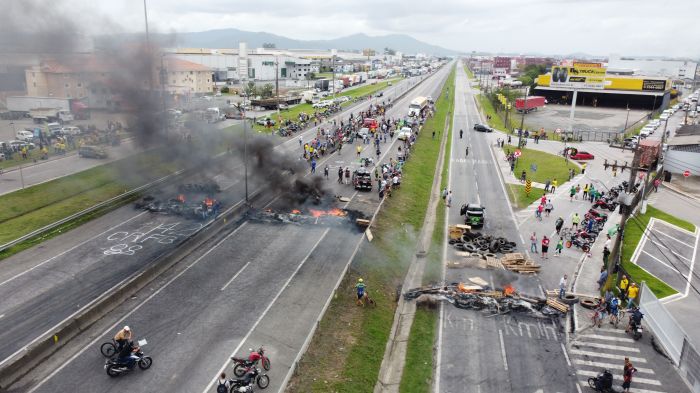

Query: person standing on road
left=541, top=236, right=550, bottom=259
left=356, top=144, right=362, bottom=158
left=323, top=164, right=329, bottom=179
left=559, top=274, right=567, bottom=299
left=581, top=162, right=587, bottom=175
left=536, top=204, right=543, bottom=221
left=626, top=283, right=639, bottom=309
left=460, top=129, right=463, bottom=138
left=465, top=146, right=469, bottom=156
left=299, top=135, right=303, bottom=146
left=442, top=187, right=448, bottom=201
left=583, top=183, right=589, bottom=200
left=310, top=158, right=316, bottom=174
left=622, top=357, right=637, bottom=393
left=569, top=185, right=576, bottom=201
left=653, top=178, right=661, bottom=192
left=338, top=167, right=344, bottom=183
left=572, top=213, right=581, bottom=230
left=544, top=199, right=553, bottom=217
left=344, top=167, right=351, bottom=185
left=555, top=237, right=564, bottom=256
left=544, top=179, right=551, bottom=193
left=555, top=216, right=564, bottom=235
left=550, top=178, right=558, bottom=193
left=530, top=232, right=538, bottom=253
left=446, top=191, right=452, bottom=207
left=598, top=267, right=608, bottom=290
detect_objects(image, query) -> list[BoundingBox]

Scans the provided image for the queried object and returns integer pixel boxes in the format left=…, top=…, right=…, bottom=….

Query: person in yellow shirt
left=626, top=283, right=639, bottom=308
left=619, top=274, right=629, bottom=302
left=550, top=178, right=558, bottom=193
left=582, top=162, right=587, bottom=174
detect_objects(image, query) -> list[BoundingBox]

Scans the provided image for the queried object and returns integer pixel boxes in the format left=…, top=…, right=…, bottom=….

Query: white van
left=16, top=130, right=34, bottom=141
left=61, top=126, right=81, bottom=135
left=47, top=122, right=63, bottom=135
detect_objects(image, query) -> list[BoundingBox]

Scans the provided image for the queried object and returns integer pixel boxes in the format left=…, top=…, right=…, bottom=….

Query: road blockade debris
left=403, top=281, right=565, bottom=316
left=449, top=228, right=518, bottom=255
left=245, top=207, right=368, bottom=229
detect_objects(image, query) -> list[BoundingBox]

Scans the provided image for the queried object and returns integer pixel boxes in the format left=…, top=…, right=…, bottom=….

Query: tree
left=244, top=81, right=256, bottom=98
left=262, top=42, right=276, bottom=49
left=384, top=47, right=396, bottom=56
left=307, top=72, right=316, bottom=80
left=260, top=83, right=274, bottom=98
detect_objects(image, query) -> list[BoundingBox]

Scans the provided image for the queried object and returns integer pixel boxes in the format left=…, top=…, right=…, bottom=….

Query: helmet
left=123, top=326, right=130, bottom=331
left=358, top=278, right=364, bottom=283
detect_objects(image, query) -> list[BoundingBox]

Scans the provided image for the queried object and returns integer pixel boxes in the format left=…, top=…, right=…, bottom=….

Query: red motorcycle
left=232, top=347, right=271, bottom=377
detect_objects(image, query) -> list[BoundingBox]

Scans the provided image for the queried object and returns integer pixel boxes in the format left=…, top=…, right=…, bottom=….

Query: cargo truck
left=638, top=139, right=660, bottom=169
left=6, top=96, right=89, bottom=121
left=515, top=96, right=546, bottom=113
left=314, top=79, right=330, bottom=92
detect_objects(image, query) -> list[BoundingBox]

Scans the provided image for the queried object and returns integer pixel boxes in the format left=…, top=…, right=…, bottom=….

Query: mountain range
left=167, top=28, right=458, bottom=56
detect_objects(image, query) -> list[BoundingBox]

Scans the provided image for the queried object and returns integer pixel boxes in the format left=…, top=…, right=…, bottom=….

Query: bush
left=220, top=86, right=230, bottom=93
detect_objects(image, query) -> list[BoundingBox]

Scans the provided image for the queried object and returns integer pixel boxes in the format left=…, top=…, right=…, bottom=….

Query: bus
left=408, top=96, right=428, bottom=117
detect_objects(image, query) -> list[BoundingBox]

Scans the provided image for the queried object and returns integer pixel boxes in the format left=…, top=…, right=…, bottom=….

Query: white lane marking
left=0, top=314, right=4, bottom=319
left=568, top=349, right=647, bottom=363
left=434, top=304, right=445, bottom=393
left=579, top=334, right=636, bottom=343
left=577, top=381, right=665, bottom=393
left=27, top=222, right=250, bottom=393
left=653, top=227, right=696, bottom=248
left=572, top=359, right=655, bottom=374
left=576, top=370, right=662, bottom=386
left=647, top=240, right=692, bottom=261
left=220, top=261, right=251, bottom=291
left=572, top=341, right=640, bottom=352
left=0, top=211, right=148, bottom=288
left=202, top=228, right=331, bottom=393
left=640, top=250, right=687, bottom=274
left=561, top=342, right=572, bottom=367
left=498, top=329, right=508, bottom=371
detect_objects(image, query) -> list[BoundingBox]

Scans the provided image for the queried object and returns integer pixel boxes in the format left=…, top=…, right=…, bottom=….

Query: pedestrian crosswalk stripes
left=569, top=349, right=647, bottom=363
left=577, top=380, right=666, bottom=393
left=579, top=333, right=636, bottom=343
left=572, top=359, right=655, bottom=374
left=571, top=327, right=666, bottom=393
left=574, top=341, right=640, bottom=352
left=576, top=369, right=662, bottom=385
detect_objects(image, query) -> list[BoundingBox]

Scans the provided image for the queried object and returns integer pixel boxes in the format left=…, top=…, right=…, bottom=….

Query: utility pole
left=331, top=49, right=337, bottom=101
left=275, top=56, right=280, bottom=121
left=143, top=0, right=153, bottom=91
left=518, top=86, right=529, bottom=148
left=606, top=145, right=642, bottom=279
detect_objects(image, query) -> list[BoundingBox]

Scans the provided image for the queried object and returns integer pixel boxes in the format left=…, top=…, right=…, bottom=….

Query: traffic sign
left=684, top=170, right=691, bottom=177
left=525, top=179, right=532, bottom=196
left=514, top=150, right=522, bottom=158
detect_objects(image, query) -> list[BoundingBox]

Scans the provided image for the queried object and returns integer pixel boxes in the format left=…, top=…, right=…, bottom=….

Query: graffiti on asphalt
left=103, top=221, right=203, bottom=256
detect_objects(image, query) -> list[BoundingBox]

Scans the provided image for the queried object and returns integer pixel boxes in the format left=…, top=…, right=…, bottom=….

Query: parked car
left=255, top=117, right=276, bottom=126
left=473, top=123, right=492, bottom=132
left=570, top=151, right=595, bottom=160
left=78, top=145, right=107, bottom=159
left=397, top=127, right=412, bottom=141
left=47, top=122, right=63, bottom=136
left=352, top=168, right=373, bottom=191
left=15, top=130, right=34, bottom=141
left=9, top=140, right=35, bottom=151
left=61, top=126, right=81, bottom=135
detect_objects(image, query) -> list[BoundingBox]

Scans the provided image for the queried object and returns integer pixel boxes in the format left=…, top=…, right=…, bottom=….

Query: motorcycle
left=566, top=235, right=593, bottom=252
left=594, top=198, right=618, bottom=211
left=232, top=347, right=271, bottom=377
left=104, top=340, right=152, bottom=377
left=228, top=366, right=270, bottom=391
left=627, top=308, right=644, bottom=340
left=587, top=369, right=620, bottom=392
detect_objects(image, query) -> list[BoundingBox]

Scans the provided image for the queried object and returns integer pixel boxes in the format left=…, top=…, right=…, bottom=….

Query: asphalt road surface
left=11, top=65, right=452, bottom=392
left=435, top=63, right=578, bottom=393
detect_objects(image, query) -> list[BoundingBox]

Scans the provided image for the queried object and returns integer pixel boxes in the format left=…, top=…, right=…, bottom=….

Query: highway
left=435, top=63, right=578, bottom=392
left=10, top=64, right=452, bottom=392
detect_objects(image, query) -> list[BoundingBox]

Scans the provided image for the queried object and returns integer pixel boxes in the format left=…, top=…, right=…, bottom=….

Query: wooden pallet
left=546, top=298, right=569, bottom=313
left=486, top=256, right=504, bottom=270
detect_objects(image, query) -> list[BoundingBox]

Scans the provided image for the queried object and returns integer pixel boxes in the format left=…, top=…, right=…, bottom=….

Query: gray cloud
left=61, top=0, right=699, bottom=57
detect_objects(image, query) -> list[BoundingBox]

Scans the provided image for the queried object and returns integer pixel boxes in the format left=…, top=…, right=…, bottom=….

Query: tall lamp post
left=235, top=103, right=249, bottom=202
left=9, top=122, right=25, bottom=188
left=518, top=86, right=530, bottom=148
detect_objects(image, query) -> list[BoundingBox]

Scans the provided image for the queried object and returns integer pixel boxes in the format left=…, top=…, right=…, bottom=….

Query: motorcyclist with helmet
left=116, top=338, right=140, bottom=369
left=355, top=278, right=366, bottom=306
left=114, top=325, right=132, bottom=353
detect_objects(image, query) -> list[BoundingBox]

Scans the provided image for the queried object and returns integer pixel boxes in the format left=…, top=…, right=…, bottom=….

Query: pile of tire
left=450, top=232, right=517, bottom=255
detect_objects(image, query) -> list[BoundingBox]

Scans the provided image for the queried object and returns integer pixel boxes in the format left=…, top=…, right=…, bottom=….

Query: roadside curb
left=663, top=182, right=700, bottom=201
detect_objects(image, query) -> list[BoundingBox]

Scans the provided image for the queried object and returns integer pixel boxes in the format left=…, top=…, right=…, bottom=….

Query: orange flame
left=291, top=209, right=301, bottom=214
left=308, top=208, right=347, bottom=218
left=503, top=284, right=515, bottom=296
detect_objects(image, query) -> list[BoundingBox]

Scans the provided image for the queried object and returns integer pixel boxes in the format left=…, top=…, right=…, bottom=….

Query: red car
left=570, top=151, right=595, bottom=160
left=363, top=118, right=378, bottom=129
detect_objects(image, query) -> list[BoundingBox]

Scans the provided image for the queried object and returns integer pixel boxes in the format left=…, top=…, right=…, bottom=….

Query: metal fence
left=572, top=129, right=622, bottom=142
left=638, top=283, right=685, bottom=363
left=681, top=339, right=700, bottom=392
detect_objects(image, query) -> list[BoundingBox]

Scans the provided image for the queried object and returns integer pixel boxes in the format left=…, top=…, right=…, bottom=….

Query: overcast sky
left=57, top=0, right=699, bottom=58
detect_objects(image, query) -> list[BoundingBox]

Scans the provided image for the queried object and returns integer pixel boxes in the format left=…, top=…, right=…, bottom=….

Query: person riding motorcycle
left=114, top=326, right=132, bottom=353
left=355, top=278, right=366, bottom=305
left=627, top=307, right=644, bottom=332
left=116, top=339, right=140, bottom=369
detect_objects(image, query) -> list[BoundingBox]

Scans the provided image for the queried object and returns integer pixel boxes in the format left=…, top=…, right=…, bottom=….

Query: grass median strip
left=506, top=184, right=543, bottom=209
left=620, top=205, right=694, bottom=298
left=503, top=145, right=579, bottom=184
left=287, top=67, right=455, bottom=393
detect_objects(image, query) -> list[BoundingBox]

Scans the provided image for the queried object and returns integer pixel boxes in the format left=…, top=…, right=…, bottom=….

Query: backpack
left=217, top=380, right=228, bottom=393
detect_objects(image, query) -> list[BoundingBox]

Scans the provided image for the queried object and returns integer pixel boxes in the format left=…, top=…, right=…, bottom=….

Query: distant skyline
left=26, top=0, right=700, bottom=58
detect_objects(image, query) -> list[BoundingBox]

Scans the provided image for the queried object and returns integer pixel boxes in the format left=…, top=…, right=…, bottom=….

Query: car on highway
left=15, top=130, right=34, bottom=141
left=648, top=119, right=661, bottom=128
left=61, top=126, right=81, bottom=135
left=641, top=125, right=655, bottom=135
left=473, top=123, right=493, bottom=132
left=624, top=138, right=638, bottom=148
left=659, top=113, right=670, bottom=121
left=460, top=203, right=485, bottom=227
left=357, top=127, right=371, bottom=138
left=8, top=140, right=35, bottom=151
left=639, top=129, right=651, bottom=138
left=570, top=151, right=595, bottom=160
left=255, top=117, right=276, bottom=127
left=78, top=145, right=107, bottom=159
left=47, top=122, right=63, bottom=136
left=397, top=127, right=412, bottom=140
left=352, top=168, right=373, bottom=191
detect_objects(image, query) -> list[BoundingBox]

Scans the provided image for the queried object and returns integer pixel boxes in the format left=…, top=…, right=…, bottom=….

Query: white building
left=608, top=54, right=698, bottom=80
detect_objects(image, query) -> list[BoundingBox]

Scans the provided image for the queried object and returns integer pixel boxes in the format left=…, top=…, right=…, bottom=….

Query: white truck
left=408, top=96, right=429, bottom=117
left=6, top=96, right=80, bottom=122
left=302, top=90, right=321, bottom=104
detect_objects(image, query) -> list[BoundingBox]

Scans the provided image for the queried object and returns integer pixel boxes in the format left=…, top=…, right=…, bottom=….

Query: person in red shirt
left=541, top=236, right=550, bottom=259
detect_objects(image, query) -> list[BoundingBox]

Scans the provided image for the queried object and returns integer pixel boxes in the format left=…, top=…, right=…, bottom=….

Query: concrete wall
left=665, top=149, right=700, bottom=174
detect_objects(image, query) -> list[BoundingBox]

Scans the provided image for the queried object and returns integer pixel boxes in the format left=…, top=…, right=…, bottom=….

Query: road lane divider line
left=561, top=342, right=572, bottom=367
left=220, top=261, right=251, bottom=291
left=202, top=228, right=331, bottom=393
left=498, top=329, right=508, bottom=371
left=25, top=222, right=250, bottom=393
left=0, top=211, right=148, bottom=288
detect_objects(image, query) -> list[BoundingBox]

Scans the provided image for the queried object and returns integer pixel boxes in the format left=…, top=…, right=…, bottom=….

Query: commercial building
left=665, top=125, right=700, bottom=176
left=535, top=62, right=672, bottom=110
left=608, top=54, right=698, bottom=81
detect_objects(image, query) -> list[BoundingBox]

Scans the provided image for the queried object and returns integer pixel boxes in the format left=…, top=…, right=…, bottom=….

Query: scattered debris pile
left=403, top=278, right=565, bottom=316
left=134, top=181, right=221, bottom=220
left=448, top=225, right=517, bottom=255
left=246, top=207, right=368, bottom=229
left=447, top=252, right=541, bottom=275
left=498, top=253, right=541, bottom=274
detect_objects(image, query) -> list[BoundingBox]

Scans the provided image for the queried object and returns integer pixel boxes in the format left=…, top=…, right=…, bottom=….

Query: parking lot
left=524, top=104, right=648, bottom=134
left=0, top=111, right=127, bottom=141
left=632, top=218, right=699, bottom=296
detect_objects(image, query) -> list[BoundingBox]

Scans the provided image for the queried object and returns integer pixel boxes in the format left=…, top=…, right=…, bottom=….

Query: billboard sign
left=551, top=63, right=607, bottom=89
left=642, top=79, right=667, bottom=91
